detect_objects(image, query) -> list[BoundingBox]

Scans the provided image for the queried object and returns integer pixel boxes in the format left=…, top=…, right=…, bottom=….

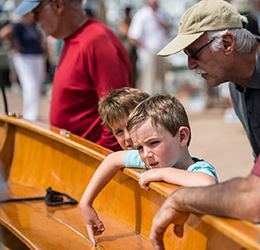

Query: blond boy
left=98, top=87, right=150, bottom=150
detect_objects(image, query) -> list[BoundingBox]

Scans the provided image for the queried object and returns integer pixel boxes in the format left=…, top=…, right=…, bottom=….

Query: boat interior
left=0, top=114, right=260, bottom=250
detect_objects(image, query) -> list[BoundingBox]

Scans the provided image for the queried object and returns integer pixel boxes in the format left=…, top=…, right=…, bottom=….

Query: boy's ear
left=178, top=126, right=190, bottom=146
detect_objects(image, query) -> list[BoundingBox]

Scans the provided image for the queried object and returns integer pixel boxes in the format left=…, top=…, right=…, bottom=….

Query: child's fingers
left=94, top=220, right=105, bottom=235
left=86, top=219, right=105, bottom=245
left=138, top=177, right=146, bottom=188
left=138, top=177, right=150, bottom=191
left=86, top=224, right=97, bottom=245
left=174, top=224, right=184, bottom=238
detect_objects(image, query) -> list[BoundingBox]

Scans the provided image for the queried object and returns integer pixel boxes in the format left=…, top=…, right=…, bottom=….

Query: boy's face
left=111, top=116, right=135, bottom=150
left=130, top=119, right=182, bottom=169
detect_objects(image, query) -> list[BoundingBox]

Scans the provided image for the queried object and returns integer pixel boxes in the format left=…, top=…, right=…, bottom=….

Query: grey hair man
left=149, top=1, right=260, bottom=249
left=159, top=0, right=260, bottom=160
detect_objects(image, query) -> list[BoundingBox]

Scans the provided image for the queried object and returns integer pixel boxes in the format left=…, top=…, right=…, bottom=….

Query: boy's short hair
left=126, top=93, right=191, bottom=146
left=98, top=87, right=150, bottom=132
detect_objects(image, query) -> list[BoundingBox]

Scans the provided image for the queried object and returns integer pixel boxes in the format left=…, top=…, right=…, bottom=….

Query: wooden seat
left=1, top=182, right=153, bottom=250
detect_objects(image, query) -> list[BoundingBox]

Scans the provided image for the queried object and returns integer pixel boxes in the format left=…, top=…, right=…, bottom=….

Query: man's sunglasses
left=185, top=37, right=216, bottom=60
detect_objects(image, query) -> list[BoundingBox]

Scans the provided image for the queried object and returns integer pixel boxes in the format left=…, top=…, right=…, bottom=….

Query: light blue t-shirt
left=124, top=150, right=219, bottom=182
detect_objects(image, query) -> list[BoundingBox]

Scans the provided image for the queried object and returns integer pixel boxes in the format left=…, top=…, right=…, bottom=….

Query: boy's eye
left=137, top=146, right=143, bottom=151
left=115, top=130, right=123, bottom=136
left=151, top=141, right=159, bottom=145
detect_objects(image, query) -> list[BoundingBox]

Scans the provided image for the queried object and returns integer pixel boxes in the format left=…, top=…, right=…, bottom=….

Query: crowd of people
left=1, top=0, right=260, bottom=249
left=2, top=0, right=259, bottom=121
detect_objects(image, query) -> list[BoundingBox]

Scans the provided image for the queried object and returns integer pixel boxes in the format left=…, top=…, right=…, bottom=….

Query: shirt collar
left=248, top=51, right=260, bottom=89
left=235, top=51, right=260, bottom=93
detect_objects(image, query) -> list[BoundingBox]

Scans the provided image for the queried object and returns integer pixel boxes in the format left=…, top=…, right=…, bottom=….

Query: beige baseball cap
left=158, top=0, right=243, bottom=57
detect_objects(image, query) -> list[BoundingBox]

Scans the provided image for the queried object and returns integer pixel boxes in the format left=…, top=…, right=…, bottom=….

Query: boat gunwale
left=1, top=113, right=260, bottom=250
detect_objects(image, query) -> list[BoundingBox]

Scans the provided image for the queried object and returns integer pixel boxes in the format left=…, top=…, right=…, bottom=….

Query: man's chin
left=200, top=74, right=212, bottom=86
left=204, top=79, right=219, bottom=88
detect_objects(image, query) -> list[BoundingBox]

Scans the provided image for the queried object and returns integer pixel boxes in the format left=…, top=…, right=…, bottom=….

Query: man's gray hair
left=207, top=16, right=257, bottom=54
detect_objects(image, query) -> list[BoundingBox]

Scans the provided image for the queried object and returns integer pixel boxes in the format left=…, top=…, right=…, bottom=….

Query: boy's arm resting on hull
left=80, top=150, right=128, bottom=245
left=138, top=168, right=217, bottom=191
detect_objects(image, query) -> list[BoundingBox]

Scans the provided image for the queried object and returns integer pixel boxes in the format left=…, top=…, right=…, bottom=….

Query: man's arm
left=0, top=23, right=13, bottom=42
left=0, top=24, right=18, bottom=50
left=80, top=150, right=128, bottom=245
left=149, top=173, right=260, bottom=250
left=128, top=38, right=145, bottom=50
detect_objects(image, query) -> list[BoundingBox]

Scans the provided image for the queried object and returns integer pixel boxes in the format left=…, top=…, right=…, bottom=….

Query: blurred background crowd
left=0, top=0, right=256, bottom=182
left=0, top=0, right=260, bottom=121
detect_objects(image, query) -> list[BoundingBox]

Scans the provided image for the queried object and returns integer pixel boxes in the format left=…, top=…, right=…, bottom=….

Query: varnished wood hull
left=0, top=113, right=259, bottom=250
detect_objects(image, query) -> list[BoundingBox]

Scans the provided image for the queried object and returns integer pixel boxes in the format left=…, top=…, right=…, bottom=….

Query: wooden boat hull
left=0, top=114, right=260, bottom=250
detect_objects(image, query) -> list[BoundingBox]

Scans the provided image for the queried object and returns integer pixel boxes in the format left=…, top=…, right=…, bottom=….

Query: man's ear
left=52, top=0, right=65, bottom=14
left=221, top=32, right=235, bottom=55
left=178, top=126, right=190, bottom=147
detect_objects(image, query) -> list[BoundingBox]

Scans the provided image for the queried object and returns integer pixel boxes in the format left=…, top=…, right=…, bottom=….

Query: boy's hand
left=138, top=169, right=162, bottom=191
left=81, top=206, right=105, bottom=245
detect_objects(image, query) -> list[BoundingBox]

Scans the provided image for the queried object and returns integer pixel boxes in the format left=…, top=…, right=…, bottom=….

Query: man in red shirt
left=14, top=0, right=131, bottom=151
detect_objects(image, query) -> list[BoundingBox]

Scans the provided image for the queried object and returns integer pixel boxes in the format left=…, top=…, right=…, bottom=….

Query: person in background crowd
left=13, top=0, right=132, bottom=151
left=231, top=0, right=260, bottom=36
left=46, top=36, right=62, bottom=83
left=128, top=0, right=169, bottom=95
left=117, top=7, right=138, bottom=87
left=0, top=12, right=45, bottom=121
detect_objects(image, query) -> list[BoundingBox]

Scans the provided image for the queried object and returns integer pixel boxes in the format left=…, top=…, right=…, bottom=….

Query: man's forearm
left=174, top=174, right=260, bottom=223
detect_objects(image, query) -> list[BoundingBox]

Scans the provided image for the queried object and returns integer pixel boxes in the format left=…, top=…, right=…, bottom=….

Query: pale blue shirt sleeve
left=124, top=150, right=148, bottom=169
left=187, top=157, right=219, bottom=183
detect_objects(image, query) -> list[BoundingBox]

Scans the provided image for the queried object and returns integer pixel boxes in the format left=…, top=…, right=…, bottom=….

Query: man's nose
left=187, top=56, right=198, bottom=70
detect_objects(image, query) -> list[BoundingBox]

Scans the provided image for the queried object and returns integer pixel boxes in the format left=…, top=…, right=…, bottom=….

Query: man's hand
left=81, top=205, right=105, bottom=245
left=149, top=192, right=189, bottom=250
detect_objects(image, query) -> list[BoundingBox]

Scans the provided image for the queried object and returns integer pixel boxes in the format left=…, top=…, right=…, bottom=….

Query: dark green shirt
left=229, top=53, right=260, bottom=160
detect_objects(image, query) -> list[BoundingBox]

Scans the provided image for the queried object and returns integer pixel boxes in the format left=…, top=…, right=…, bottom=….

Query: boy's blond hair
left=98, top=87, right=150, bottom=132
left=127, top=94, right=191, bottom=146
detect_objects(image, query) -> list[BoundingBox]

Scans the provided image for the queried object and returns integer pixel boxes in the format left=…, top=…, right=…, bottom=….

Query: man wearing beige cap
left=149, top=0, right=260, bottom=249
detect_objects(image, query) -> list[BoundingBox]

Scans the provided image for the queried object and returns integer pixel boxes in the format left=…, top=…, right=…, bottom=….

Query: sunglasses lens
left=189, top=52, right=197, bottom=60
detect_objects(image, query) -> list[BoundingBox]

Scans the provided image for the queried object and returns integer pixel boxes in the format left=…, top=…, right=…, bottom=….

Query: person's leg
left=154, top=55, right=166, bottom=94
left=136, top=52, right=155, bottom=95
left=13, top=53, right=45, bottom=121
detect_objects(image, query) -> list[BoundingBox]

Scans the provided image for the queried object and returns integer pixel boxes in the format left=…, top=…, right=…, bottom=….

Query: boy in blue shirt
left=80, top=94, right=218, bottom=245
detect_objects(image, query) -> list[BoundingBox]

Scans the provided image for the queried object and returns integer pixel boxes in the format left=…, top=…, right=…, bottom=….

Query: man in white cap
left=12, top=0, right=131, bottom=151
left=149, top=0, right=260, bottom=249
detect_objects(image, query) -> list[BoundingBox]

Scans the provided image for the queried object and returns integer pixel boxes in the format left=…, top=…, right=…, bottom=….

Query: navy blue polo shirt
left=13, top=22, right=43, bottom=54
